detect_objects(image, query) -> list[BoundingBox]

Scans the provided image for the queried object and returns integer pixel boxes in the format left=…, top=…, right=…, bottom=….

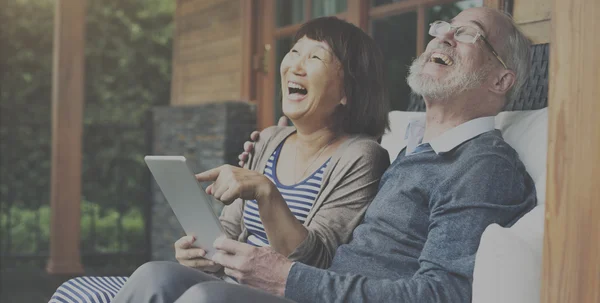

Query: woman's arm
left=215, top=126, right=280, bottom=240
left=255, top=184, right=309, bottom=256
left=197, top=165, right=308, bottom=255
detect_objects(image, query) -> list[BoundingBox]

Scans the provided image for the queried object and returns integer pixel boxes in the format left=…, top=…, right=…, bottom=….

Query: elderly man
left=115, top=7, right=536, bottom=303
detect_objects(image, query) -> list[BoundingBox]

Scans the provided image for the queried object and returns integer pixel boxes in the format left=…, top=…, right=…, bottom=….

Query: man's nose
left=438, top=29, right=457, bottom=47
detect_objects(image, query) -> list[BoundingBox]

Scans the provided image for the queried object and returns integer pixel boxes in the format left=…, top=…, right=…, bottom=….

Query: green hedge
left=0, top=200, right=145, bottom=254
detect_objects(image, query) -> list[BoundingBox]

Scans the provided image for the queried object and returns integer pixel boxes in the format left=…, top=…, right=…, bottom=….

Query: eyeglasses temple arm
left=480, top=36, right=508, bottom=69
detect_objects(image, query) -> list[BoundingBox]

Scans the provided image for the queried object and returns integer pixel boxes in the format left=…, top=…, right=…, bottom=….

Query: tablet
left=144, top=155, right=224, bottom=260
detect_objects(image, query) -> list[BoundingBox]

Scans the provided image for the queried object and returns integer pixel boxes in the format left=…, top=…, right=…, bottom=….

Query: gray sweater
left=285, top=130, right=537, bottom=302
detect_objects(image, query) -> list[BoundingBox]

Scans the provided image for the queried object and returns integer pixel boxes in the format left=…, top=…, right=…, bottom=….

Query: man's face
left=408, top=8, right=501, bottom=100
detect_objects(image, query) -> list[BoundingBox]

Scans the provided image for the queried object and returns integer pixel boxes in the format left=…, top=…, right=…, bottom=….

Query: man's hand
left=212, top=237, right=292, bottom=296
left=174, top=235, right=222, bottom=272
left=195, top=165, right=275, bottom=204
left=238, top=116, right=289, bottom=167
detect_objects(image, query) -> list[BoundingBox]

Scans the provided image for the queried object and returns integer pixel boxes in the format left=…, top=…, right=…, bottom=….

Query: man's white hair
left=498, top=12, right=532, bottom=103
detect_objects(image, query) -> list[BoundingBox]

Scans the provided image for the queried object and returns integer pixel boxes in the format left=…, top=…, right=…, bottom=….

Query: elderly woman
left=50, top=16, right=389, bottom=303
left=171, top=16, right=391, bottom=273
left=110, top=17, right=390, bottom=303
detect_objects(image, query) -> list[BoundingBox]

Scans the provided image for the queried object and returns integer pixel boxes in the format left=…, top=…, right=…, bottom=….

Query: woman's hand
left=174, top=235, right=222, bottom=272
left=237, top=116, right=288, bottom=167
left=195, top=165, right=275, bottom=205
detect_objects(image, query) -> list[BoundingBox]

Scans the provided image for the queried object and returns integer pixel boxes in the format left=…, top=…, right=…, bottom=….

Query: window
left=370, top=0, right=483, bottom=110
left=250, top=0, right=484, bottom=128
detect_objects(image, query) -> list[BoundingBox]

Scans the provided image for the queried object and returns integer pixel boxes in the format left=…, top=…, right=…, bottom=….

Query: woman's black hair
left=292, top=16, right=389, bottom=138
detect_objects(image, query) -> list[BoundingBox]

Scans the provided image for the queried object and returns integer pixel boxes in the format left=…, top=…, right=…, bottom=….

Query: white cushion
left=471, top=211, right=543, bottom=303
left=382, top=109, right=548, bottom=302
left=472, top=109, right=547, bottom=303
left=495, top=109, right=548, bottom=205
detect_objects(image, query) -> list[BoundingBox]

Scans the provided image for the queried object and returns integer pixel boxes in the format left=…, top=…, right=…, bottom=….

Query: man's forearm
left=285, top=263, right=470, bottom=303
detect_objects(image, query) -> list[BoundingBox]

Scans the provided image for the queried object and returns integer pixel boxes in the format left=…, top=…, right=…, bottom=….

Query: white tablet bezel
left=144, top=155, right=224, bottom=260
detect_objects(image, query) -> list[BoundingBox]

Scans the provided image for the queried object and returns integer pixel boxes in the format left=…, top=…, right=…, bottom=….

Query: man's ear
left=490, top=69, right=516, bottom=95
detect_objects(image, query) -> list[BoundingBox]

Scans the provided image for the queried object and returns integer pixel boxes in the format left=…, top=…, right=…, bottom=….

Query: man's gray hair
left=499, top=12, right=532, bottom=103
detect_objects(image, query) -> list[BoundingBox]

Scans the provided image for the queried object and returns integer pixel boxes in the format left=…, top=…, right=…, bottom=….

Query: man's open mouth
left=288, top=81, right=308, bottom=96
left=429, top=53, right=454, bottom=66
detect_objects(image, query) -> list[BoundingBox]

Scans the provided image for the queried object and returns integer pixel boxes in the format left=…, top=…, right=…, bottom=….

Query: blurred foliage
left=0, top=0, right=174, bottom=258
left=0, top=200, right=143, bottom=254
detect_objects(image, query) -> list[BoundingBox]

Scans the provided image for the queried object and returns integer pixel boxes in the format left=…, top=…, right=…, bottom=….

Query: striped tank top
left=243, top=142, right=330, bottom=247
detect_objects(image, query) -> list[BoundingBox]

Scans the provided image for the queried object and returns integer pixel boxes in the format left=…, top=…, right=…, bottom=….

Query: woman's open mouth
left=287, top=81, right=308, bottom=101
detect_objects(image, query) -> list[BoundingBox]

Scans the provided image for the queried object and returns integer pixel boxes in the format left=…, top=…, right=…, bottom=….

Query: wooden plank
left=240, top=0, right=255, bottom=101
left=346, top=0, right=370, bottom=31
left=274, top=24, right=302, bottom=39
left=177, top=33, right=240, bottom=54
left=177, top=37, right=241, bottom=64
left=179, top=87, right=241, bottom=105
left=542, top=0, right=600, bottom=302
left=179, top=93, right=242, bottom=105
left=179, top=0, right=228, bottom=16
left=180, top=54, right=241, bottom=77
left=257, top=0, right=276, bottom=129
left=369, top=0, right=456, bottom=20
left=483, top=0, right=505, bottom=10
left=171, top=0, right=182, bottom=104
left=416, top=4, right=425, bottom=55
left=177, top=20, right=241, bottom=49
left=182, top=71, right=241, bottom=89
left=305, top=0, right=312, bottom=20
left=181, top=86, right=240, bottom=101
left=177, top=2, right=240, bottom=34
left=519, top=20, right=550, bottom=45
left=513, top=0, right=551, bottom=24
left=46, top=0, right=85, bottom=275
left=171, top=0, right=242, bottom=105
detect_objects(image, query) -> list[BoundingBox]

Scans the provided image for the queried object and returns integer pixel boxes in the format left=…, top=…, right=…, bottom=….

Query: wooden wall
left=543, top=0, right=600, bottom=301
left=512, top=0, right=551, bottom=44
left=170, top=0, right=242, bottom=105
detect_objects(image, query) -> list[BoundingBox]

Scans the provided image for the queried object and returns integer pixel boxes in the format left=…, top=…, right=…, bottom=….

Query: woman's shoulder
left=337, top=135, right=390, bottom=166
left=258, top=125, right=294, bottom=141
left=255, top=126, right=295, bottom=148
left=251, top=126, right=295, bottom=160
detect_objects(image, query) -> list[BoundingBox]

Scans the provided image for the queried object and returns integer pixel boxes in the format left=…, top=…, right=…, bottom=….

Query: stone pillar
left=150, top=101, right=255, bottom=261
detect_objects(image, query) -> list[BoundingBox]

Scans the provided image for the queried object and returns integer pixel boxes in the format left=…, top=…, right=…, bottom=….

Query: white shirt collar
left=405, top=116, right=496, bottom=155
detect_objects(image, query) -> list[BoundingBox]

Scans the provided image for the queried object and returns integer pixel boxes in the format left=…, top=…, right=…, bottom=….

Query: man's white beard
left=407, top=47, right=491, bottom=101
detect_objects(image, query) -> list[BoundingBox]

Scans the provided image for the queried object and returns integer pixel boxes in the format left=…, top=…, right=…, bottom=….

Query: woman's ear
left=340, top=96, right=347, bottom=106
left=490, top=69, right=516, bottom=95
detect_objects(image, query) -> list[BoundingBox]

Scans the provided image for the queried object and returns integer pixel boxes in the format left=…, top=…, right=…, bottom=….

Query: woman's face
left=280, top=36, right=346, bottom=126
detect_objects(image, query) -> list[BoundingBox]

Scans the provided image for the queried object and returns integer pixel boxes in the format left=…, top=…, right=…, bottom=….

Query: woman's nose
left=289, top=56, right=307, bottom=75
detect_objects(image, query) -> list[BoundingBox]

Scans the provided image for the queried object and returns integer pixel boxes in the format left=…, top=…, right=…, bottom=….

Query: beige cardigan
left=219, top=126, right=390, bottom=269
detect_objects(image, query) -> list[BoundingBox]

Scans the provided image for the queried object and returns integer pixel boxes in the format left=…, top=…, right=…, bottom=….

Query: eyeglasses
left=428, top=20, right=508, bottom=70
